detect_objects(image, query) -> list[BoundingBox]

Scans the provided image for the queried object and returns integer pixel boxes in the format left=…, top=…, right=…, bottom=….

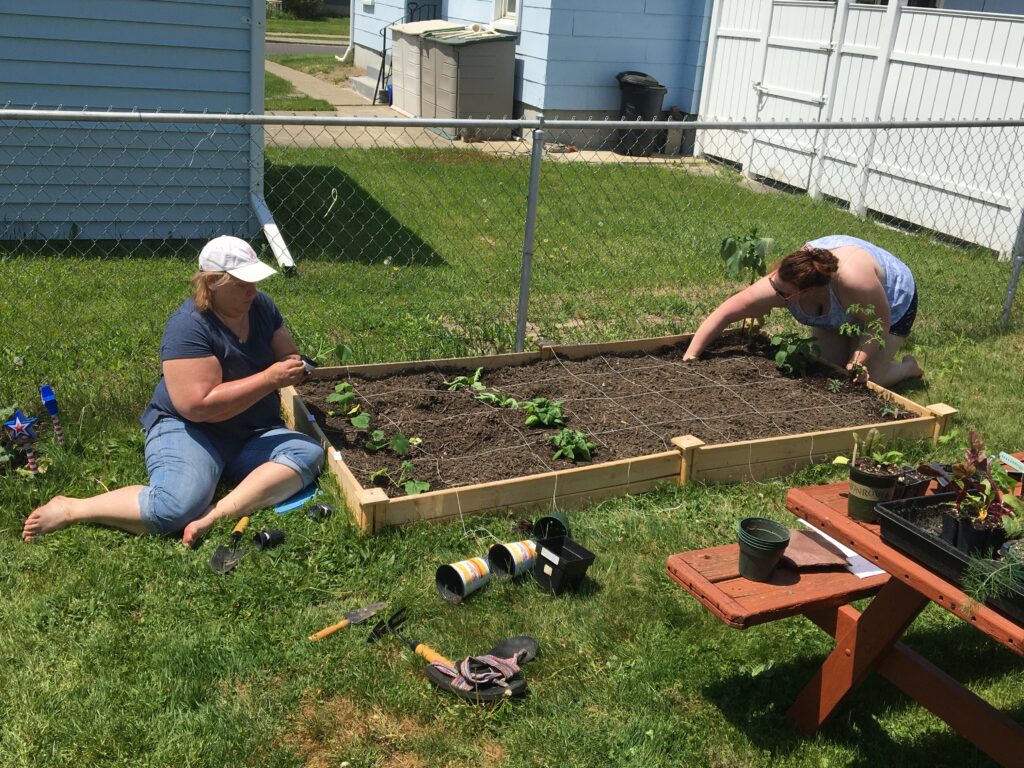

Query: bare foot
left=182, top=506, right=218, bottom=549
left=903, top=354, right=925, bottom=378
left=23, top=496, right=74, bottom=542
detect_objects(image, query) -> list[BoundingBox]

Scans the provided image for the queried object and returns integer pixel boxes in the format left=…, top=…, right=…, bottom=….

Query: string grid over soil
left=298, top=339, right=911, bottom=497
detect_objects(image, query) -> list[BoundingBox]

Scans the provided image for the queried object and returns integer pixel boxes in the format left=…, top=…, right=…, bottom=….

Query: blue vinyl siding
left=0, top=0, right=259, bottom=241
left=444, top=0, right=713, bottom=114
left=352, top=0, right=407, bottom=54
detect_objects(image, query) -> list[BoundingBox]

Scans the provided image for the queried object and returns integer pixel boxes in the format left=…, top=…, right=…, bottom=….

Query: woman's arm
left=163, top=354, right=306, bottom=423
left=683, top=277, right=784, bottom=359
left=271, top=326, right=301, bottom=361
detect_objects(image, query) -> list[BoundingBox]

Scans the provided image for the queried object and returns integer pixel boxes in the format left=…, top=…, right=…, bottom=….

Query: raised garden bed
left=283, top=332, right=955, bottom=532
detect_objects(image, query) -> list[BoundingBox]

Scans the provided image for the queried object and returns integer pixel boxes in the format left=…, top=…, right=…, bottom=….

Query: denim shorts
left=888, top=290, right=918, bottom=338
left=138, top=418, right=325, bottom=535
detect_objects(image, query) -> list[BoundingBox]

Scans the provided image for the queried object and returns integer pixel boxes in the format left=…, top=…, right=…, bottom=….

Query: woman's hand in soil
left=264, top=358, right=308, bottom=389
left=846, top=360, right=870, bottom=385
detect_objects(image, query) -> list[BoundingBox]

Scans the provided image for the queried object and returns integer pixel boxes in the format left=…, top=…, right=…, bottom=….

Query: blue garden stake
left=40, top=385, right=65, bottom=445
left=4, top=409, right=39, bottom=473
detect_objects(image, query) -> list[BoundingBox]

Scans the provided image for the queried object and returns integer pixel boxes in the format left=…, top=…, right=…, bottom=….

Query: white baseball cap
left=198, top=236, right=277, bottom=283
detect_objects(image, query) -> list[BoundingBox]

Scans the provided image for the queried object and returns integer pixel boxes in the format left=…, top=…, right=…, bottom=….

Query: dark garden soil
left=891, top=502, right=950, bottom=539
left=297, top=337, right=914, bottom=497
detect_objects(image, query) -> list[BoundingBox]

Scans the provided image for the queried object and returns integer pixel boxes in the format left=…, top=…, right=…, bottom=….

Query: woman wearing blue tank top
left=22, top=236, right=325, bottom=545
left=684, top=235, right=923, bottom=387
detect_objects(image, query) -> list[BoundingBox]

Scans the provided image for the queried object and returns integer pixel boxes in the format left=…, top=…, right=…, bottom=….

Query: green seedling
left=770, top=333, right=818, bottom=377
left=720, top=227, right=773, bottom=285
left=880, top=402, right=908, bottom=420
left=444, top=367, right=485, bottom=392
left=549, top=428, right=596, bottom=462
left=390, top=430, right=413, bottom=457
left=371, top=460, right=430, bottom=496
left=365, top=429, right=389, bottom=453
left=720, top=227, right=774, bottom=339
left=327, top=382, right=356, bottom=409
left=350, top=412, right=372, bottom=430
left=335, top=341, right=354, bottom=364
left=833, top=428, right=904, bottom=468
left=476, top=390, right=519, bottom=409
left=826, top=378, right=843, bottom=394
left=523, top=397, right=565, bottom=428
left=839, top=303, right=887, bottom=382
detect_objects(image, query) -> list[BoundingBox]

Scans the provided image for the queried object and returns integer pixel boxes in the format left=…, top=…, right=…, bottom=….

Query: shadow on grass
left=265, top=162, right=445, bottom=267
left=701, top=617, right=1023, bottom=766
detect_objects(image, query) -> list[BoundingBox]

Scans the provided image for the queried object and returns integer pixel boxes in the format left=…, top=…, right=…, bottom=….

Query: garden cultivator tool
left=210, top=516, right=251, bottom=574
left=366, top=606, right=454, bottom=668
left=308, top=601, right=388, bottom=642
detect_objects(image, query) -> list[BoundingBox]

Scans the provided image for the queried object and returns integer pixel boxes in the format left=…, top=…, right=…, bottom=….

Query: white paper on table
left=797, top=519, right=887, bottom=580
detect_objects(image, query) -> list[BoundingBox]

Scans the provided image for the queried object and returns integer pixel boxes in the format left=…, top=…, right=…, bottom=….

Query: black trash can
left=615, top=71, right=668, bottom=156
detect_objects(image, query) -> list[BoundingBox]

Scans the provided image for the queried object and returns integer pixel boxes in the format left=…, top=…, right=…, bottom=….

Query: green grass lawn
left=267, top=54, right=361, bottom=86
left=266, top=15, right=350, bottom=38
left=1, top=147, right=1023, bottom=767
left=264, top=71, right=334, bottom=112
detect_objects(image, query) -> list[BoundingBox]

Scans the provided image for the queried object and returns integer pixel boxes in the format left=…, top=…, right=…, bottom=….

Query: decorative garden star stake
left=40, top=385, right=65, bottom=445
left=4, top=409, right=39, bottom=473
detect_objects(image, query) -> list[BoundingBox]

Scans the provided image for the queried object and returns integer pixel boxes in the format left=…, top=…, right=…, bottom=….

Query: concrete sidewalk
left=264, top=60, right=372, bottom=109
left=265, top=33, right=349, bottom=45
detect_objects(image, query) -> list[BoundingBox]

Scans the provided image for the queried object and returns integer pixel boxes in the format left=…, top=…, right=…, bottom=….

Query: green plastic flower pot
left=737, top=517, right=790, bottom=582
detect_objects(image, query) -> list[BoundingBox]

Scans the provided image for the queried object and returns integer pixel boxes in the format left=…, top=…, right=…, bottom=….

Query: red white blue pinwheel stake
left=40, top=385, right=65, bottom=446
left=4, top=410, right=39, bottom=474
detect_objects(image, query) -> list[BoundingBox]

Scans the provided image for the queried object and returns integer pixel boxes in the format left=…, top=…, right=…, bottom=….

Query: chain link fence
left=1, top=112, right=1022, bottom=387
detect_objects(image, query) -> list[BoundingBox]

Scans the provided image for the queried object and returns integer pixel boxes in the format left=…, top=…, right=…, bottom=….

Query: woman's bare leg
left=22, top=485, right=147, bottom=542
left=181, top=462, right=303, bottom=547
left=811, top=327, right=851, bottom=368
left=866, top=333, right=924, bottom=388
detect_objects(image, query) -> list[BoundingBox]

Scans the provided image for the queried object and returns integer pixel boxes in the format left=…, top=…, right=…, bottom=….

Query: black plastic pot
left=893, top=466, right=931, bottom=500
left=533, top=536, right=596, bottom=596
left=737, top=517, right=790, bottom=582
left=847, top=463, right=899, bottom=522
left=956, top=519, right=1007, bottom=557
left=941, top=508, right=959, bottom=545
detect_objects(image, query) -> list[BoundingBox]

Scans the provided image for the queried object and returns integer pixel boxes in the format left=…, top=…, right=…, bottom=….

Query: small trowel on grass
left=210, top=516, right=251, bottom=574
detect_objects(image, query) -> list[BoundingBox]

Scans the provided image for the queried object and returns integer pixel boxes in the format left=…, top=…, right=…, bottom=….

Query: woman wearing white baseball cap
left=23, top=236, right=324, bottom=546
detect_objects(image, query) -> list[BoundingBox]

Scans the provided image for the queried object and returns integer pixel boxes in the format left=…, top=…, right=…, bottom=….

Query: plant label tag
left=999, top=452, right=1024, bottom=474
left=540, top=547, right=559, bottom=565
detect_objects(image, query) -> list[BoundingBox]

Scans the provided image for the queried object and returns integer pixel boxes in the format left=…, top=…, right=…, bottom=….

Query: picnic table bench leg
left=787, top=579, right=928, bottom=733
left=805, top=604, right=1024, bottom=763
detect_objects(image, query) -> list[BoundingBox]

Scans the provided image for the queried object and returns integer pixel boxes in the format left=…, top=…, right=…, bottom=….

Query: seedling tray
left=282, top=332, right=955, bottom=532
left=876, top=494, right=1024, bottom=624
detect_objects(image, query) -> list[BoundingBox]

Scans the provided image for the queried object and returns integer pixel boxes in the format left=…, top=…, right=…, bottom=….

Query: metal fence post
left=515, top=118, right=545, bottom=353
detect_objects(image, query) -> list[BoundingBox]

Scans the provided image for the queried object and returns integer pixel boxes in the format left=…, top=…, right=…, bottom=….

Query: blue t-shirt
left=140, top=292, right=285, bottom=460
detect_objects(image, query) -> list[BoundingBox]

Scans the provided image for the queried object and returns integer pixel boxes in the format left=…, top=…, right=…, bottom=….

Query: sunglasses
left=768, top=273, right=807, bottom=302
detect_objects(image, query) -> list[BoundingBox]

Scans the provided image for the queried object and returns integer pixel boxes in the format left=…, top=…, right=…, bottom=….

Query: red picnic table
left=668, top=474, right=1024, bottom=765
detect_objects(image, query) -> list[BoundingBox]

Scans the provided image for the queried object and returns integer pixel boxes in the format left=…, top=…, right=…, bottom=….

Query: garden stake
left=40, top=385, right=64, bottom=446
left=367, top=606, right=454, bottom=668
left=4, top=409, right=39, bottom=474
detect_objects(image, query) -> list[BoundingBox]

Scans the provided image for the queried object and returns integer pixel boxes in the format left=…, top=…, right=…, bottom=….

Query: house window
left=493, top=0, right=518, bottom=32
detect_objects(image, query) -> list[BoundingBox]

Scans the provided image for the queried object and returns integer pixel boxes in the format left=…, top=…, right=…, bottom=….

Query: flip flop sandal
left=423, top=636, right=540, bottom=703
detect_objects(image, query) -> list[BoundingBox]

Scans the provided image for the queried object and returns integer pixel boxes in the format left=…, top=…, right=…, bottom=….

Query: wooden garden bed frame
left=281, top=332, right=956, bottom=533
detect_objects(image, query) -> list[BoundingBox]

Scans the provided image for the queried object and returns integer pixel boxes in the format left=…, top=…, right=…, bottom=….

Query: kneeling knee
left=143, top=487, right=209, bottom=535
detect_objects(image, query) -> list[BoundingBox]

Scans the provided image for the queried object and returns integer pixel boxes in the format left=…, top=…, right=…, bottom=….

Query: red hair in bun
left=776, top=247, right=838, bottom=289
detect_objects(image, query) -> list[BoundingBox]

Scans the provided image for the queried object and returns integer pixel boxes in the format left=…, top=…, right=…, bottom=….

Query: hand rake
left=367, top=606, right=454, bottom=669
